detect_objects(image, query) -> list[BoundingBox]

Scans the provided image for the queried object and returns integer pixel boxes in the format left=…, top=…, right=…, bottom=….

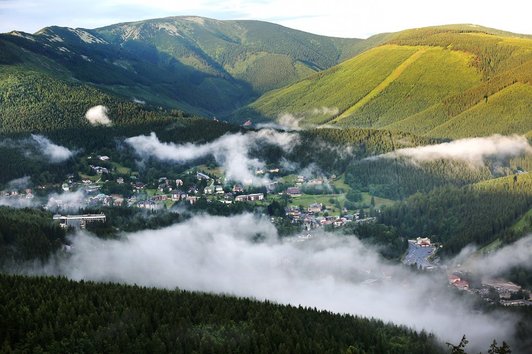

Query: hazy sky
left=0, top=0, right=531, bottom=38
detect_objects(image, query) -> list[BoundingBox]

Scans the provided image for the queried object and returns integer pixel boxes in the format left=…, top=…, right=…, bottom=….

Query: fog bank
left=125, top=130, right=299, bottom=185
left=36, top=214, right=523, bottom=350
left=379, top=135, right=532, bottom=165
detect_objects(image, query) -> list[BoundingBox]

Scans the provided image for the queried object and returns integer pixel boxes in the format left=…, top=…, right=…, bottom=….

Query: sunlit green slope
left=243, top=25, right=532, bottom=138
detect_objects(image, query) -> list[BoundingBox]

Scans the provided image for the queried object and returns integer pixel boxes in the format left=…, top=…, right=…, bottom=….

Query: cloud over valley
left=125, top=130, right=299, bottom=185
left=32, top=214, right=532, bottom=351
left=378, top=135, right=532, bottom=165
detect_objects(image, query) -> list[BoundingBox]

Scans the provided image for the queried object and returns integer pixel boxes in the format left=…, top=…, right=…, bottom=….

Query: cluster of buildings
left=285, top=204, right=374, bottom=230
left=448, top=273, right=532, bottom=306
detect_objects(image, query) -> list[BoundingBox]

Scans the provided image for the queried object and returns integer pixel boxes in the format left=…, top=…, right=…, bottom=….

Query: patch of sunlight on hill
left=336, top=47, right=481, bottom=128
left=248, top=45, right=417, bottom=125
left=427, top=83, right=532, bottom=138
left=474, top=171, right=532, bottom=191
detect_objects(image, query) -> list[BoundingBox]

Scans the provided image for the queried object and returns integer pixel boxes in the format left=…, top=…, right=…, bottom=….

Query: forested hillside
left=2, top=20, right=530, bottom=134
left=0, top=274, right=443, bottom=354
left=243, top=25, right=532, bottom=138
left=379, top=173, right=532, bottom=254
left=0, top=17, right=362, bottom=119
left=0, top=208, right=65, bottom=264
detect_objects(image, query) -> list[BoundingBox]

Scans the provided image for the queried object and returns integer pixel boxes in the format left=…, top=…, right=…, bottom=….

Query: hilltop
left=241, top=25, right=532, bottom=138
left=1, top=20, right=530, bottom=137
left=0, top=16, right=362, bottom=125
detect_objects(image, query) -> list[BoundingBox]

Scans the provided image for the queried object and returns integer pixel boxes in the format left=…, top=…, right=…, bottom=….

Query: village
left=1, top=153, right=381, bottom=232
left=5, top=154, right=529, bottom=308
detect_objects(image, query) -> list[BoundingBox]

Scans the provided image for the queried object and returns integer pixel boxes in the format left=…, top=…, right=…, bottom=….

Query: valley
left=0, top=11, right=531, bottom=354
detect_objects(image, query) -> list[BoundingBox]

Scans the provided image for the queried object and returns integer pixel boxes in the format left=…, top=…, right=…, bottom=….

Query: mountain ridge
left=1, top=18, right=530, bottom=137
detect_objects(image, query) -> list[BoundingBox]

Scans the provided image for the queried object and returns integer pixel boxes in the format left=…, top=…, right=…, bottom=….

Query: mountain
left=241, top=25, right=532, bottom=138
left=0, top=16, right=363, bottom=123
left=2, top=20, right=530, bottom=137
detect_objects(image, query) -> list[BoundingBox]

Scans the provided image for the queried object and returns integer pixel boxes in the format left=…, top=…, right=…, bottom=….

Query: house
left=248, top=193, right=264, bottom=201
left=307, top=203, right=323, bottom=213
left=152, top=195, right=168, bottom=202
left=286, top=187, right=301, bottom=197
left=134, top=182, right=145, bottom=190
left=98, top=155, right=110, bottom=161
left=215, top=185, right=224, bottom=194
left=448, top=275, right=461, bottom=284
left=232, top=184, right=244, bottom=193
left=171, top=192, right=181, bottom=201
left=116, top=177, right=124, bottom=184
left=454, top=280, right=470, bottom=290
left=243, top=120, right=252, bottom=127
left=307, top=178, right=324, bottom=186
left=175, top=179, right=184, bottom=187
left=111, top=194, right=124, bottom=207
left=90, top=165, right=109, bottom=174
left=196, top=172, right=210, bottom=180
left=186, top=196, right=199, bottom=205
left=204, top=184, right=215, bottom=195
left=416, top=237, right=431, bottom=247
left=136, top=200, right=161, bottom=210
left=235, top=195, right=247, bottom=202
left=235, top=193, right=264, bottom=202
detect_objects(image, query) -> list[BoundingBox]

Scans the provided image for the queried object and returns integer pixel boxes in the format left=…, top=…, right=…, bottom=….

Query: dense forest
left=346, top=158, right=493, bottom=199
left=378, top=173, right=532, bottom=254
left=0, top=207, right=66, bottom=265
left=0, top=274, right=444, bottom=354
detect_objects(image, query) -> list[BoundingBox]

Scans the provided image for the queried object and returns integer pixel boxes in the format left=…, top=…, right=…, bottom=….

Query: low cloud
left=85, top=105, right=112, bottom=126
left=35, top=213, right=523, bottom=351
left=6, top=176, right=32, bottom=190
left=125, top=130, right=299, bottom=185
left=257, top=113, right=303, bottom=131
left=258, top=109, right=339, bottom=131
left=378, top=135, right=532, bottom=165
left=0, top=178, right=86, bottom=212
left=45, top=190, right=86, bottom=213
left=31, top=134, right=74, bottom=163
left=453, top=235, right=532, bottom=278
left=0, top=135, right=74, bottom=163
left=311, top=106, right=339, bottom=116
left=0, top=195, right=36, bottom=208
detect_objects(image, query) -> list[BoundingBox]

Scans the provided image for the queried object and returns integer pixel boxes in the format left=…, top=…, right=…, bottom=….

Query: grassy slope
left=244, top=26, right=532, bottom=138
left=427, top=82, right=532, bottom=138
left=243, top=45, right=417, bottom=125
left=336, top=47, right=481, bottom=127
